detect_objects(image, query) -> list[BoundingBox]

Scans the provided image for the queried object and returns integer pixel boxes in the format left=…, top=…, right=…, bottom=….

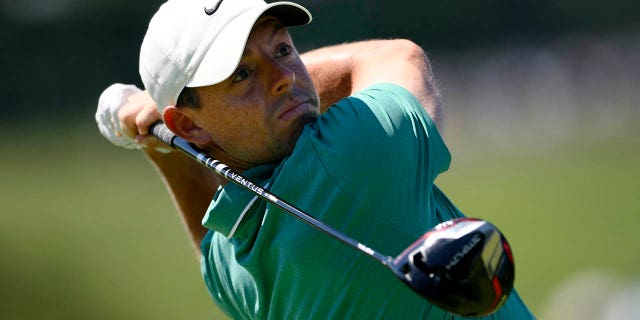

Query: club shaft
left=151, top=122, right=391, bottom=265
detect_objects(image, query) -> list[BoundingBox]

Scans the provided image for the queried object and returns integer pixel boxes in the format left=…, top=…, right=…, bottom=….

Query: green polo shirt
left=200, top=83, right=535, bottom=319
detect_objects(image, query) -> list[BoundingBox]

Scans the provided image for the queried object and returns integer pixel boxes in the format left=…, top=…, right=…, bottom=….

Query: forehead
left=248, top=16, right=287, bottom=39
left=255, top=15, right=283, bottom=28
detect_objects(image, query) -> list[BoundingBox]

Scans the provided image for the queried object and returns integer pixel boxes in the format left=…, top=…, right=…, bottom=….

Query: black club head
left=390, top=218, right=515, bottom=317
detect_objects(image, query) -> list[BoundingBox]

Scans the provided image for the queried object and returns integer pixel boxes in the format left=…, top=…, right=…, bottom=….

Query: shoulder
left=311, top=83, right=438, bottom=150
left=352, top=82, right=421, bottom=102
left=343, top=83, right=424, bottom=116
left=294, top=82, right=449, bottom=177
left=302, top=80, right=449, bottom=181
left=316, top=83, right=430, bottom=139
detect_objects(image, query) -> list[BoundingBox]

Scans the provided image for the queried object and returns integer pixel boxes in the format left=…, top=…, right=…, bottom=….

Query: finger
left=117, top=114, right=138, bottom=139
left=116, top=103, right=145, bottom=139
left=135, top=105, right=162, bottom=136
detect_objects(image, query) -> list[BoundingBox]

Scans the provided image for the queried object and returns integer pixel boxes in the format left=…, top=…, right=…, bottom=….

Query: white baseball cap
left=139, top=0, right=312, bottom=111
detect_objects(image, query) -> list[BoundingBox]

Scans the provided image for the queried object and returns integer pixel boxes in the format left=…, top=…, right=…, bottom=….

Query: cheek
left=213, top=103, right=267, bottom=140
left=295, top=67, right=317, bottom=94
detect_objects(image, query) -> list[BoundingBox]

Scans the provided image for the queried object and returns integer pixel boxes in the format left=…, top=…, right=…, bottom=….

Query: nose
left=270, top=61, right=295, bottom=95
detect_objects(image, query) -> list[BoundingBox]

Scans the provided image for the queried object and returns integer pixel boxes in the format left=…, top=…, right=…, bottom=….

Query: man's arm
left=143, top=148, right=217, bottom=250
left=98, top=88, right=218, bottom=251
left=300, top=39, right=443, bottom=129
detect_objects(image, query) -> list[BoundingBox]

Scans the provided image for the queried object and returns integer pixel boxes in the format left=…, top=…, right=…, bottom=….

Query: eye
left=232, top=67, right=252, bottom=83
left=275, top=43, right=293, bottom=58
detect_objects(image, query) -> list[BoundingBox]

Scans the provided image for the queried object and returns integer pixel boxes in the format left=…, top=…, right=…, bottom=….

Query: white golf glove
left=95, top=83, right=144, bottom=149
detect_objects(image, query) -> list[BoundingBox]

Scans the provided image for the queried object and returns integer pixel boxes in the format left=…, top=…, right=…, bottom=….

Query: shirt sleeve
left=303, top=83, right=452, bottom=234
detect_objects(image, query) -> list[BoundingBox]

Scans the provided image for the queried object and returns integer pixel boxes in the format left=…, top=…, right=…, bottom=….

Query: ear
left=162, top=106, right=211, bottom=145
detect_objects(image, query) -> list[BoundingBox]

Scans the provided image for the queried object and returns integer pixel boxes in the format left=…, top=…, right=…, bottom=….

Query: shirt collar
left=202, top=163, right=278, bottom=238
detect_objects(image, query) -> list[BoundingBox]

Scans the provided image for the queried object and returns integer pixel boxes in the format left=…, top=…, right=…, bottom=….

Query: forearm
left=300, top=44, right=354, bottom=112
left=144, top=149, right=219, bottom=250
left=300, top=39, right=443, bottom=129
left=97, top=86, right=218, bottom=252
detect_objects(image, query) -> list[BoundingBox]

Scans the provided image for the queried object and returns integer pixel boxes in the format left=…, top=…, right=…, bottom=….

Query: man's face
left=185, top=16, right=320, bottom=170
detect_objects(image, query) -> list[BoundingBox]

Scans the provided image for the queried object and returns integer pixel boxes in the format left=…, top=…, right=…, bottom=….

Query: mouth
left=278, top=100, right=311, bottom=121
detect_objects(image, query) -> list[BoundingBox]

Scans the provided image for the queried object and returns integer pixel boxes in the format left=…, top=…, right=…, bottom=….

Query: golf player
left=96, top=0, right=536, bottom=318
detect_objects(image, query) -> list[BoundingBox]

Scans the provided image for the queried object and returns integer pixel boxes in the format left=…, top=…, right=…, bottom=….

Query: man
left=96, top=0, right=536, bottom=318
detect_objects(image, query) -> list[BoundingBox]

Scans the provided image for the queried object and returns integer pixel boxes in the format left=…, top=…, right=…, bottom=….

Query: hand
left=95, top=83, right=172, bottom=153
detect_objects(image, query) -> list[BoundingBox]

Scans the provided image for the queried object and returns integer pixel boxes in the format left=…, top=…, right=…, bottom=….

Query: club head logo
left=204, top=0, right=223, bottom=15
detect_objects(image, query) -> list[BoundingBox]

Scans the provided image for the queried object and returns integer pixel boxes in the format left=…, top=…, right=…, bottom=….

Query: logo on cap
left=204, top=0, right=223, bottom=15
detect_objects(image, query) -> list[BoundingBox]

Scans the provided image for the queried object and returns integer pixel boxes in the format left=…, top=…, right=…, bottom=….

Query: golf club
left=151, top=122, right=514, bottom=316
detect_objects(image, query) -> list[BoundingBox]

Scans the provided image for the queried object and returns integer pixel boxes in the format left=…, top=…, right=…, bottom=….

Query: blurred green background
left=2, top=0, right=639, bottom=319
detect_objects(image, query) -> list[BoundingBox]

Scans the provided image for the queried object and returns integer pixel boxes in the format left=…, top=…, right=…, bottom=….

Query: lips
left=278, top=100, right=309, bottom=120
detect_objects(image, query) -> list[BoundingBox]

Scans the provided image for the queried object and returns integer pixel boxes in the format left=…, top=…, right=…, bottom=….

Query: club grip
left=150, top=122, right=176, bottom=147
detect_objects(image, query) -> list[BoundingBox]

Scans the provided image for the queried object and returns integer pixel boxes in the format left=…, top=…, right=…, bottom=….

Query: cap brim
left=186, top=2, right=311, bottom=88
